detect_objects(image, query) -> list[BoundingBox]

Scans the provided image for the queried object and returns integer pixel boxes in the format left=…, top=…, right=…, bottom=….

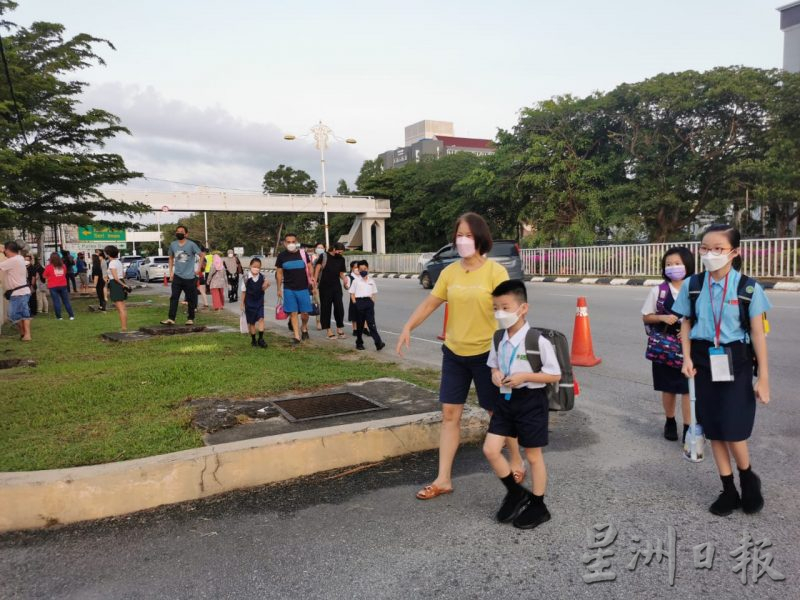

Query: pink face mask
left=455, top=236, right=476, bottom=258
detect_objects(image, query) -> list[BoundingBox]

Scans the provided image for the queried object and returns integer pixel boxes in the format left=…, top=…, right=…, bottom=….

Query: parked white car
left=138, top=256, right=170, bottom=282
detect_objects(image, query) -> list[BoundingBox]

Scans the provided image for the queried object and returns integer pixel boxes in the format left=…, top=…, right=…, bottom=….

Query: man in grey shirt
left=161, top=225, right=204, bottom=325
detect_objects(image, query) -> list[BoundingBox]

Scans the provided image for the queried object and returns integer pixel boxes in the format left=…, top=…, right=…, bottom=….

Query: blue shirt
left=168, top=239, right=203, bottom=280
left=672, top=269, right=772, bottom=344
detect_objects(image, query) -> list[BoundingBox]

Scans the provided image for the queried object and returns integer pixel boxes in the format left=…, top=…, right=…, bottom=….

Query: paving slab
left=101, top=331, right=152, bottom=342
left=0, top=358, right=36, bottom=369
left=139, top=324, right=207, bottom=335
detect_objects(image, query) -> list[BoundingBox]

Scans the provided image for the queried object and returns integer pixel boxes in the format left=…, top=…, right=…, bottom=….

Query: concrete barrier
left=0, top=407, right=488, bottom=532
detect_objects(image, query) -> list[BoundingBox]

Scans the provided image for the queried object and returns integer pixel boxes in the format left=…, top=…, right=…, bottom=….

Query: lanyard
left=708, top=272, right=729, bottom=347
left=501, top=340, right=519, bottom=378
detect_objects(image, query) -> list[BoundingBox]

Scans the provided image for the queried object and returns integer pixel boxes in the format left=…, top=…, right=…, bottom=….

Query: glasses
left=698, top=246, right=732, bottom=256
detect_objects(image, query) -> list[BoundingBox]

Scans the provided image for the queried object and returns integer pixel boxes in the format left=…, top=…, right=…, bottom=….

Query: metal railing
left=252, top=237, right=799, bottom=279
left=520, top=238, right=800, bottom=279
left=346, top=254, right=423, bottom=274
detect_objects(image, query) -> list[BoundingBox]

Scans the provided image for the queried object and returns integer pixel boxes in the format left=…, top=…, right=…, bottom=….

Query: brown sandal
left=415, top=484, right=453, bottom=500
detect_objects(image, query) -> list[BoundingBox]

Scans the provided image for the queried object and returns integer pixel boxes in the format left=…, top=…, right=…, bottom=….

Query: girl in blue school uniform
left=672, top=225, right=772, bottom=516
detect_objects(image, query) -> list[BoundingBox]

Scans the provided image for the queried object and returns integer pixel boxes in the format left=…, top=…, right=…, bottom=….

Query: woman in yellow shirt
left=397, top=212, right=516, bottom=500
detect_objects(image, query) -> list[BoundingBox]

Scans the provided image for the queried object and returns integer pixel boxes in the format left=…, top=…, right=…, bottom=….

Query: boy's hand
left=491, top=369, right=505, bottom=388
left=502, top=373, right=529, bottom=388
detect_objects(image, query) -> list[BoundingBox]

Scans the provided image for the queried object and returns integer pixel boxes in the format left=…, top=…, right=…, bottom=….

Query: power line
left=143, top=176, right=263, bottom=193
left=0, top=30, right=29, bottom=145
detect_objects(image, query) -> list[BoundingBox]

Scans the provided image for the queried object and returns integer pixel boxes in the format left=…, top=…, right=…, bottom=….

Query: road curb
left=0, top=407, right=488, bottom=532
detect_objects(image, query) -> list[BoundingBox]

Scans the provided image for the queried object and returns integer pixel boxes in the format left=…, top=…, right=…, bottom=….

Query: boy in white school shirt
left=483, top=279, right=561, bottom=530
left=349, top=260, right=385, bottom=351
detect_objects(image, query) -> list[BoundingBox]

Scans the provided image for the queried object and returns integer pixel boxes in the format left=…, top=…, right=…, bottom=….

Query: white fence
left=345, top=254, right=423, bottom=274
left=520, top=238, right=800, bottom=279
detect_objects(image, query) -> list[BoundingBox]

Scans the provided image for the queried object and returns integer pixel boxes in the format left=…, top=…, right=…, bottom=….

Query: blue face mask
left=359, top=270, right=369, bottom=278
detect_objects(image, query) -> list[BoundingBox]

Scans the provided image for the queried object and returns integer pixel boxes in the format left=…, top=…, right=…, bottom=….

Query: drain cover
left=271, top=392, right=387, bottom=422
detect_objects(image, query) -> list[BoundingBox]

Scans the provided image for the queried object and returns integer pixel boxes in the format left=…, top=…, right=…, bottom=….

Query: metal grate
left=271, top=393, right=386, bottom=422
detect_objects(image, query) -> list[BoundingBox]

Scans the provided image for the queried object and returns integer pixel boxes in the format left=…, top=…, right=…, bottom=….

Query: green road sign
left=78, top=226, right=125, bottom=242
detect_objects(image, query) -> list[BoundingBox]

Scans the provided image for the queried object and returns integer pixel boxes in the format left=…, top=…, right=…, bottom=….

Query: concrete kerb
left=0, top=407, right=488, bottom=532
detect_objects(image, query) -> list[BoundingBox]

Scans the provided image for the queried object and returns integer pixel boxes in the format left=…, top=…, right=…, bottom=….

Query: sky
left=6, top=0, right=786, bottom=204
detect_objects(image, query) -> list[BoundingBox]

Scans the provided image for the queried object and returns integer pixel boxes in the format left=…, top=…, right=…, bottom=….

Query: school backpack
left=493, top=327, right=577, bottom=411
left=687, top=273, right=768, bottom=376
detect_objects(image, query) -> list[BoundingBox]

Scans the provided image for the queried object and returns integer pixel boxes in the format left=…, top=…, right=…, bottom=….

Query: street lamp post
left=284, top=121, right=356, bottom=248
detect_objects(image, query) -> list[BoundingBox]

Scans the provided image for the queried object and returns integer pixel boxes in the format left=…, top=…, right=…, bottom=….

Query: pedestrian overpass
left=103, top=189, right=391, bottom=253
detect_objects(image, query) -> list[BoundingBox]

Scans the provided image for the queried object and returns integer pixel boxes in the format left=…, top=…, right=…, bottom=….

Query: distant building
left=379, top=120, right=495, bottom=170
left=779, top=1, right=800, bottom=72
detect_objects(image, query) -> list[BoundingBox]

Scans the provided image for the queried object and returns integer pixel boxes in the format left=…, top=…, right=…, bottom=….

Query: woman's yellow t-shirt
left=431, top=259, right=509, bottom=356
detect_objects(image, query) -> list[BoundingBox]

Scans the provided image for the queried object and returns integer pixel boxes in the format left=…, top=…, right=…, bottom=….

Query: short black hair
left=4, top=241, right=20, bottom=253
left=333, top=242, right=345, bottom=251
left=176, top=224, right=188, bottom=233
left=284, top=232, right=297, bottom=240
left=491, top=279, right=527, bottom=304
left=661, top=247, right=695, bottom=281
left=350, top=260, right=359, bottom=269
left=357, top=260, right=369, bottom=268
left=452, top=212, right=493, bottom=255
left=104, top=245, right=119, bottom=258
left=249, top=257, right=261, bottom=267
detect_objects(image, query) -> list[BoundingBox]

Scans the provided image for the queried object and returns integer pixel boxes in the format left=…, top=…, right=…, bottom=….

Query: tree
left=336, top=178, right=350, bottom=195
left=607, top=67, right=775, bottom=241
left=0, top=0, right=146, bottom=240
left=261, top=164, right=317, bottom=195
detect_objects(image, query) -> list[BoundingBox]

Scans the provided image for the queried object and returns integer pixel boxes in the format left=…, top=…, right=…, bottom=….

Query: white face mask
left=228, top=252, right=234, bottom=257
left=701, top=251, right=733, bottom=272
left=250, top=267, right=260, bottom=276
left=315, top=248, right=325, bottom=255
left=286, top=243, right=298, bottom=252
left=494, top=309, right=521, bottom=330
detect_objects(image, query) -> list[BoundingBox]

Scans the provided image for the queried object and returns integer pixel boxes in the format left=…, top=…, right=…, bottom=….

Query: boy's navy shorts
left=439, top=344, right=498, bottom=411
left=488, top=387, right=549, bottom=448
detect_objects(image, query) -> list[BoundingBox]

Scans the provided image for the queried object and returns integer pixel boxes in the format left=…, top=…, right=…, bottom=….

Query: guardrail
left=520, top=238, right=800, bottom=279
left=248, top=237, right=800, bottom=279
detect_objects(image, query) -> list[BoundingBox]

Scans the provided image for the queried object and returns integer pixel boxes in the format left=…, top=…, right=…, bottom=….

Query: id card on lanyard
left=708, top=273, right=735, bottom=382
left=499, top=341, right=519, bottom=400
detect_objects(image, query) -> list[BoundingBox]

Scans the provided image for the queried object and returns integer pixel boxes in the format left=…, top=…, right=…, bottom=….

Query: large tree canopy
left=354, top=66, right=800, bottom=249
left=0, top=0, right=146, bottom=236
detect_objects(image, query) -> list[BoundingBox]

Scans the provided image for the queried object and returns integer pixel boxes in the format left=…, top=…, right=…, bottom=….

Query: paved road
left=2, top=280, right=798, bottom=599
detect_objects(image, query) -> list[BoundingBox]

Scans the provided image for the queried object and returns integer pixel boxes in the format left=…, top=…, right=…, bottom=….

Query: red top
left=43, top=264, right=68, bottom=288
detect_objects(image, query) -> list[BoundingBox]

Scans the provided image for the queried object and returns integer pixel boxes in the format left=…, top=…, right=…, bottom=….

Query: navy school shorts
left=488, top=386, right=549, bottom=448
left=439, top=344, right=498, bottom=411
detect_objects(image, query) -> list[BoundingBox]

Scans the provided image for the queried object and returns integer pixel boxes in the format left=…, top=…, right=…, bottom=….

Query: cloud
left=80, top=83, right=365, bottom=193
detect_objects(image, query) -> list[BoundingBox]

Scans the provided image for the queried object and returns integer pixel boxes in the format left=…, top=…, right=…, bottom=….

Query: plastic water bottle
left=683, top=424, right=705, bottom=463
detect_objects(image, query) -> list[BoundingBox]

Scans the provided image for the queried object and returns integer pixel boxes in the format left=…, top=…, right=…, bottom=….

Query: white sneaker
left=69, top=317, right=75, bottom=321
left=57, top=318, right=63, bottom=321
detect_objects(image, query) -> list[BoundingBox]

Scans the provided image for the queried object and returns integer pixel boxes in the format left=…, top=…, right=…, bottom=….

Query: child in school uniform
left=347, top=260, right=360, bottom=336
left=672, top=225, right=772, bottom=516
left=349, top=260, right=385, bottom=351
left=241, top=257, right=270, bottom=348
left=483, top=279, right=561, bottom=529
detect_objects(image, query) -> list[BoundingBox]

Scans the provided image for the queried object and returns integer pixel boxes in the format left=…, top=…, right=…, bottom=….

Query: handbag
left=4, top=284, right=30, bottom=300
left=644, top=282, right=683, bottom=368
left=275, top=303, right=288, bottom=320
left=309, top=302, right=320, bottom=316
left=239, top=311, right=249, bottom=334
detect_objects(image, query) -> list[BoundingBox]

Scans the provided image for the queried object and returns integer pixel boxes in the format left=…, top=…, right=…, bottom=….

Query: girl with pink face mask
left=641, top=246, right=695, bottom=444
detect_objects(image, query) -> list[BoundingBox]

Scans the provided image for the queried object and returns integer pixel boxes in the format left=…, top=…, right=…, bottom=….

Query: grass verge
left=0, top=294, right=438, bottom=472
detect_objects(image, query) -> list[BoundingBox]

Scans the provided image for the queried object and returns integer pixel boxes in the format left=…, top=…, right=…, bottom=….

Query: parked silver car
left=138, top=256, right=170, bottom=282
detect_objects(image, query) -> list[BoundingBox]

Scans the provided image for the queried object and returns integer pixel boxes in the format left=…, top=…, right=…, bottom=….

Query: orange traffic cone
left=163, top=275, right=168, bottom=286
left=437, top=303, right=448, bottom=341
left=570, top=297, right=601, bottom=367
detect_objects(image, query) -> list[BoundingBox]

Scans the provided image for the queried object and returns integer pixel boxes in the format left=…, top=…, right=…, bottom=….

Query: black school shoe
left=375, top=341, right=386, bottom=351
left=709, top=488, right=741, bottom=516
left=257, top=338, right=267, bottom=348
left=356, top=343, right=365, bottom=351
left=664, top=418, right=678, bottom=441
left=301, top=330, right=310, bottom=341
left=496, top=490, right=531, bottom=523
left=512, top=501, right=551, bottom=530
left=739, top=469, right=764, bottom=514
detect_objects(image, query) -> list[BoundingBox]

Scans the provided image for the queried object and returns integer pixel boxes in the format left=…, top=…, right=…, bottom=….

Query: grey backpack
left=492, top=327, right=576, bottom=411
